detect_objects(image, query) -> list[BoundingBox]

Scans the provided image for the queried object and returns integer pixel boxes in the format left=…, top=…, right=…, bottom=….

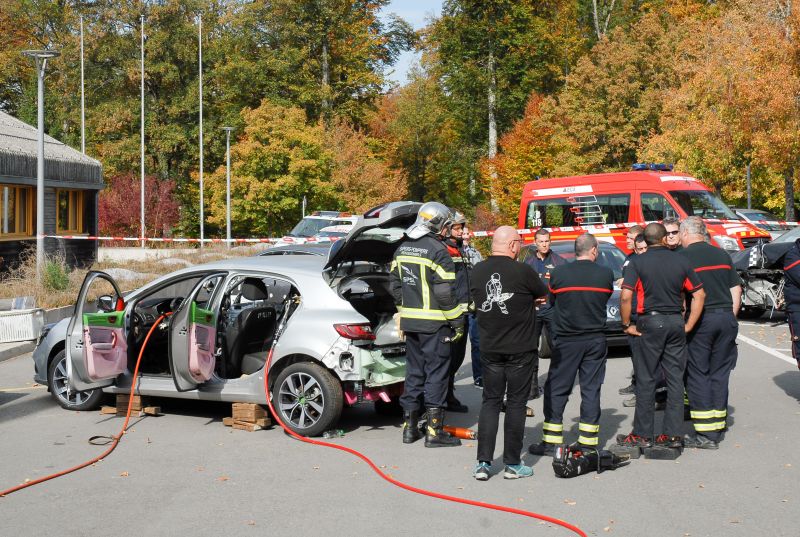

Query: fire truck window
left=526, top=194, right=629, bottom=227
left=641, top=192, right=679, bottom=221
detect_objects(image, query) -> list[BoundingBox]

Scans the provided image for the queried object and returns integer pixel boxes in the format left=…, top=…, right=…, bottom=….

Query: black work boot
left=424, top=407, right=461, bottom=448
left=446, top=394, right=469, bottom=413
left=402, top=410, right=422, bottom=444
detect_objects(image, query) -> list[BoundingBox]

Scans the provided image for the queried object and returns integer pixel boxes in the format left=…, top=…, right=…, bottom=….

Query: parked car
left=732, top=208, right=793, bottom=240
left=32, top=202, right=421, bottom=436
left=519, top=239, right=627, bottom=357
left=272, top=212, right=357, bottom=247
left=258, top=243, right=333, bottom=257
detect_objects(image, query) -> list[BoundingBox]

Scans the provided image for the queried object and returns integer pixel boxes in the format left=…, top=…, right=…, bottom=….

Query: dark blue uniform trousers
left=542, top=336, right=607, bottom=447
left=686, top=311, right=738, bottom=441
left=634, top=314, right=688, bottom=439
left=787, top=310, right=800, bottom=368
left=401, top=326, right=451, bottom=411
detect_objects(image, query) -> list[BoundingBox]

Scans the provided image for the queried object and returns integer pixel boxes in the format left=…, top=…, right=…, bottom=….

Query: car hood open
left=324, top=201, right=422, bottom=271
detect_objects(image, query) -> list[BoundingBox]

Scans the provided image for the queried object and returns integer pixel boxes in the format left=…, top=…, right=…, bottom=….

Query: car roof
left=522, top=171, right=704, bottom=197
left=259, top=243, right=332, bottom=256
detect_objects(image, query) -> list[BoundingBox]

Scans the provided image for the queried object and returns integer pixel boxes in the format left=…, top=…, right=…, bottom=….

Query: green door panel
left=83, top=312, right=125, bottom=328
left=190, top=302, right=215, bottom=326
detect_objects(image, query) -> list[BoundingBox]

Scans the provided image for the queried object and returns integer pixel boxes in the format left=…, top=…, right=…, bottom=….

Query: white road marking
left=737, top=334, right=796, bottom=366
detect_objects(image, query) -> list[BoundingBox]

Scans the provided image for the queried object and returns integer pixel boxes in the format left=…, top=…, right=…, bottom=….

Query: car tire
left=374, top=397, right=403, bottom=417
left=47, top=349, right=104, bottom=411
left=738, top=307, right=765, bottom=320
left=272, top=362, right=343, bottom=437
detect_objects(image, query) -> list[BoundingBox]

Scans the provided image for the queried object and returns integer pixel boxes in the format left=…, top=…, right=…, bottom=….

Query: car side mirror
left=97, top=295, right=115, bottom=313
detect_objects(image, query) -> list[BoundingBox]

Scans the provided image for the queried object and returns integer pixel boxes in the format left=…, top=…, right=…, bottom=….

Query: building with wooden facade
left=0, top=111, right=103, bottom=271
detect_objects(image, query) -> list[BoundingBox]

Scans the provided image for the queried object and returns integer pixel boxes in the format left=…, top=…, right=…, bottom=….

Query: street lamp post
left=222, top=127, right=234, bottom=248
left=22, top=49, right=60, bottom=282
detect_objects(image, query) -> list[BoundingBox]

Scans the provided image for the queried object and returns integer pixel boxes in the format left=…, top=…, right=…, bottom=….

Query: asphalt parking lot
left=1, top=315, right=798, bottom=537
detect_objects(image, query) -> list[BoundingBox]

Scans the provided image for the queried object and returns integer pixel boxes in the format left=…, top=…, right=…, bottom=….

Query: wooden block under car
left=232, top=402, right=268, bottom=421
left=116, top=394, right=147, bottom=412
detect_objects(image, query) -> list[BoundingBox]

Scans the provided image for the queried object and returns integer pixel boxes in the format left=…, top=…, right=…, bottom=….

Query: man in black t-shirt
left=679, top=217, right=742, bottom=449
left=618, top=223, right=706, bottom=451
left=528, top=233, right=614, bottom=455
left=470, top=226, right=548, bottom=480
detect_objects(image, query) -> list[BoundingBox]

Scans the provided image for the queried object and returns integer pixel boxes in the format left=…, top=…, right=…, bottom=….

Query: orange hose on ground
left=0, top=313, right=171, bottom=497
left=262, top=345, right=587, bottom=537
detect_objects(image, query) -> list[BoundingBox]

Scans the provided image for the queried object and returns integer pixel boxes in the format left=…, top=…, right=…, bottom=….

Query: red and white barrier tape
left=39, top=217, right=797, bottom=243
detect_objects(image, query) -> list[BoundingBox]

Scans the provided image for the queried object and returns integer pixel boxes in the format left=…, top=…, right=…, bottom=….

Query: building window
left=0, top=185, right=34, bottom=238
left=57, top=189, right=85, bottom=234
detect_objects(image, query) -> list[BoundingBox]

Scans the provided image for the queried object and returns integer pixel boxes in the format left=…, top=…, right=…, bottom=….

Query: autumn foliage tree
left=98, top=173, right=180, bottom=237
left=325, top=119, right=407, bottom=212
left=205, top=100, right=340, bottom=237
left=478, top=93, right=554, bottom=223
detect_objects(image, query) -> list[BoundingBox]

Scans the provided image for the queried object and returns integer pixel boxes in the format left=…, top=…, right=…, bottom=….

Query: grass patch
left=0, top=243, right=265, bottom=309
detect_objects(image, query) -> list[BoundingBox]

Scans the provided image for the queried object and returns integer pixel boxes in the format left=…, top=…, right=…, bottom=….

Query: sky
left=381, top=0, right=444, bottom=85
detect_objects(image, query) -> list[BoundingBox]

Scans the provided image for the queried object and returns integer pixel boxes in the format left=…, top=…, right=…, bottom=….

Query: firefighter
left=528, top=233, right=614, bottom=456
left=617, top=223, right=706, bottom=451
left=619, top=225, right=645, bottom=398
left=390, top=202, right=464, bottom=448
left=679, top=217, right=742, bottom=449
left=444, top=210, right=470, bottom=413
left=784, top=236, right=800, bottom=370
left=524, top=228, right=567, bottom=399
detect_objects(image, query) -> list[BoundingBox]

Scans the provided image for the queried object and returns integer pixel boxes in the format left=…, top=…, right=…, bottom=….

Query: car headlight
left=713, top=235, right=740, bottom=252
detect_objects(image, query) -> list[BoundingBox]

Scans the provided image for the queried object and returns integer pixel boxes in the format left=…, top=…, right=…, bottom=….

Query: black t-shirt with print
left=470, top=255, right=548, bottom=354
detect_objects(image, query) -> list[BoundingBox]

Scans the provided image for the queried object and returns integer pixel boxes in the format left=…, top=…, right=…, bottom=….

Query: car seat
left=225, top=278, right=277, bottom=376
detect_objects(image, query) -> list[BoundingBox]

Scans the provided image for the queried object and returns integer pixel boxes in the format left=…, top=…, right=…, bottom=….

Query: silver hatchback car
left=33, top=201, right=420, bottom=436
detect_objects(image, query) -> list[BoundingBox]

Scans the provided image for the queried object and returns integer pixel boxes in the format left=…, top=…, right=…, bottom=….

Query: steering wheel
left=169, top=296, right=185, bottom=312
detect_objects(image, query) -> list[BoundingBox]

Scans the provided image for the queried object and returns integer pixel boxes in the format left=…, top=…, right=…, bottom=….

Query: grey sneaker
left=622, top=395, right=636, bottom=407
left=473, top=461, right=491, bottom=481
left=503, top=464, right=533, bottom=479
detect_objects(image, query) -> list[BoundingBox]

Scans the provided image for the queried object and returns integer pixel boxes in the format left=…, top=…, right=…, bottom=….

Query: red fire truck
left=517, top=164, right=770, bottom=253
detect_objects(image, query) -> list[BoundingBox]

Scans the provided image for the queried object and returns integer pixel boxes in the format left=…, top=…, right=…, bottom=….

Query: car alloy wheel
left=273, top=362, right=343, bottom=437
left=47, top=349, right=104, bottom=411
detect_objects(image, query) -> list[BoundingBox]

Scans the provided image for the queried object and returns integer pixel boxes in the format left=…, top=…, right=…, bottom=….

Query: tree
left=478, top=93, right=555, bottom=223
left=369, top=66, right=475, bottom=210
left=204, top=99, right=339, bottom=237
left=642, top=0, right=800, bottom=218
left=99, top=173, right=179, bottom=237
left=325, top=119, right=407, bottom=212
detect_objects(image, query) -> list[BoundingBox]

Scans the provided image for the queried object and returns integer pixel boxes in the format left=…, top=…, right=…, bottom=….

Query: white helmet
left=406, top=202, right=453, bottom=239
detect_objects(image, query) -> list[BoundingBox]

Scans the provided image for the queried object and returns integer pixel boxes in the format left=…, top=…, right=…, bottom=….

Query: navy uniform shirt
left=549, top=259, right=614, bottom=340
left=679, top=241, right=741, bottom=311
left=622, top=246, right=703, bottom=315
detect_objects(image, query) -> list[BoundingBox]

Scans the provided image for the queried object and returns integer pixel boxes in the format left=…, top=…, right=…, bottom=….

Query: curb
left=0, top=341, right=36, bottom=364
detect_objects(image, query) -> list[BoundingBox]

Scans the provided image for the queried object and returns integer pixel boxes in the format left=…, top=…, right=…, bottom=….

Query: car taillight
left=334, top=323, right=376, bottom=340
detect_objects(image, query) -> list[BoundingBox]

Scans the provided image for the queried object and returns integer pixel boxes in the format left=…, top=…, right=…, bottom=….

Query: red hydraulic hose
left=0, top=313, right=172, bottom=497
left=262, top=345, right=587, bottom=537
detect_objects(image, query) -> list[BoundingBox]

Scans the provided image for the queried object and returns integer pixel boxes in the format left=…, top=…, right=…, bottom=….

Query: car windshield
left=738, top=210, right=790, bottom=231
left=669, top=190, right=740, bottom=220
left=288, top=218, right=338, bottom=237
left=773, top=225, right=800, bottom=243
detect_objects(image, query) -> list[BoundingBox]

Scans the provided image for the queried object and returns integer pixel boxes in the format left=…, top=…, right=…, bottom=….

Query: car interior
left=217, top=275, right=297, bottom=378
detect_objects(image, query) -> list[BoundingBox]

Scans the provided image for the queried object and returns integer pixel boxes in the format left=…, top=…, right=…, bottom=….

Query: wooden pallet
left=223, top=403, right=271, bottom=432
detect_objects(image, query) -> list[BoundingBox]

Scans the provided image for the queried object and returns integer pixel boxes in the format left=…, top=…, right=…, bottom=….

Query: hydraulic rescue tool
left=552, top=443, right=631, bottom=478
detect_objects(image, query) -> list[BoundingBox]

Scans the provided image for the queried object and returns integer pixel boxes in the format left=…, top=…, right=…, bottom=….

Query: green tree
left=204, top=99, right=340, bottom=236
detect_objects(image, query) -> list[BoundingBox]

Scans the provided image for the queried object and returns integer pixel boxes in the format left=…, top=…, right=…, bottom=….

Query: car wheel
left=47, top=350, right=104, bottom=411
left=738, top=307, right=766, bottom=320
left=272, top=362, right=343, bottom=437
left=374, top=397, right=403, bottom=417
